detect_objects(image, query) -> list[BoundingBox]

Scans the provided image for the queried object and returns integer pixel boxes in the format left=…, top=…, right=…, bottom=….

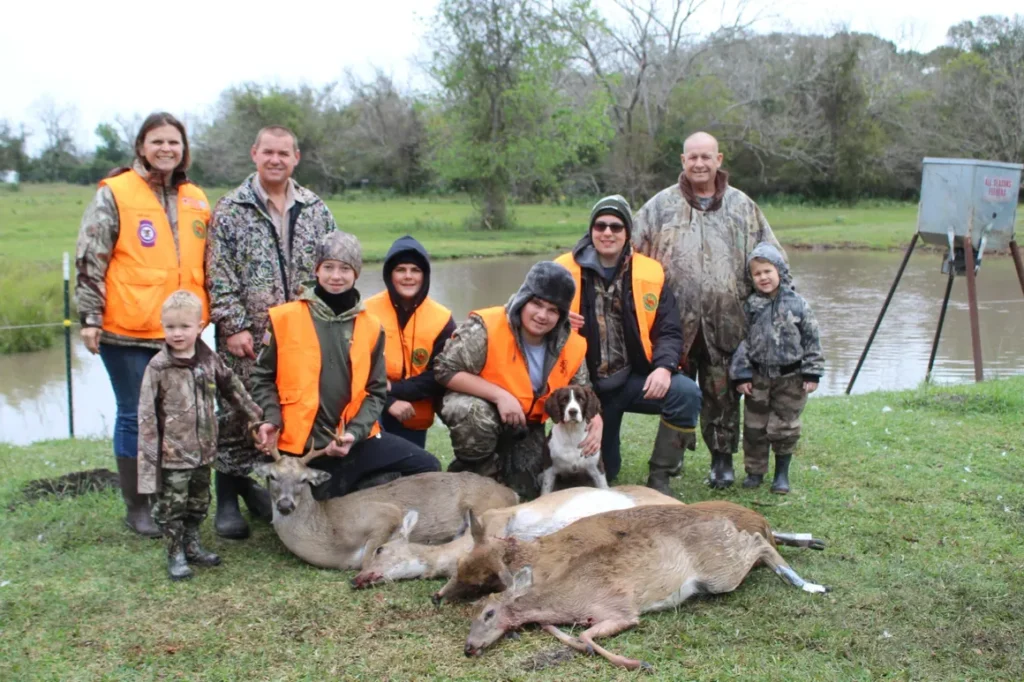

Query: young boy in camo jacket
left=729, top=243, right=824, bottom=495
left=138, top=290, right=262, bottom=581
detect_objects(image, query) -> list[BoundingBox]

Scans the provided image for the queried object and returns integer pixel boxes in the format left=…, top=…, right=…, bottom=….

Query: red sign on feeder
left=984, top=176, right=1013, bottom=201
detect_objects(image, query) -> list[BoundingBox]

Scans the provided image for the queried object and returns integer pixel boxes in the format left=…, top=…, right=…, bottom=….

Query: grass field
left=1, top=377, right=1022, bottom=681
left=2, top=183, right=1022, bottom=353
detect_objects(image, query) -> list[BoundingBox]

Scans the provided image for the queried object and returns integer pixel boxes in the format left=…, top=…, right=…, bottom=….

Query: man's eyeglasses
left=592, top=221, right=626, bottom=234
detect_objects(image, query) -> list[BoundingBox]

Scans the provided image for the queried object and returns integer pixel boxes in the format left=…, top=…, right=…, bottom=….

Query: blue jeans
left=597, top=372, right=702, bottom=481
left=380, top=411, right=429, bottom=449
left=99, top=343, right=158, bottom=459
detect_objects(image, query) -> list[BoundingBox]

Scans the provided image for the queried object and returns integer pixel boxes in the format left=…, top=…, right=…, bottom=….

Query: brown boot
left=115, top=457, right=161, bottom=538
left=646, top=422, right=691, bottom=497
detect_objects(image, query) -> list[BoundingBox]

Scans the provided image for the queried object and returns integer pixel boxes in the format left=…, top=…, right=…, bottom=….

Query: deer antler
left=299, top=420, right=347, bottom=465
left=249, top=421, right=282, bottom=462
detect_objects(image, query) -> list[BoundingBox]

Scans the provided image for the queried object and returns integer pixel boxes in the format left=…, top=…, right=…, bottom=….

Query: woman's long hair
left=108, top=112, right=191, bottom=186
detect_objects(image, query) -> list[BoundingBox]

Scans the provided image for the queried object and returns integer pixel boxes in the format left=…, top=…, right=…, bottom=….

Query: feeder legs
left=1010, top=240, right=1024, bottom=299
left=846, top=233, right=920, bottom=395
left=926, top=269, right=955, bottom=383
left=963, top=238, right=983, bottom=382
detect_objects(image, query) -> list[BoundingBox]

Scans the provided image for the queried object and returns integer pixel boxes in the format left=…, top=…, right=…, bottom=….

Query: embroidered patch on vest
left=137, top=220, right=156, bottom=247
left=643, top=292, right=659, bottom=312
left=192, top=219, right=207, bottom=239
left=411, top=347, right=430, bottom=368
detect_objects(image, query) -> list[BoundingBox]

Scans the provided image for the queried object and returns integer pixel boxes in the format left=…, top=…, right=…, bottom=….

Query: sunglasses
left=592, top=220, right=626, bottom=234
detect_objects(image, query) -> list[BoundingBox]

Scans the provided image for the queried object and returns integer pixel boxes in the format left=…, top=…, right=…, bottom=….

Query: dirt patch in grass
left=520, top=646, right=577, bottom=671
left=20, top=468, right=119, bottom=502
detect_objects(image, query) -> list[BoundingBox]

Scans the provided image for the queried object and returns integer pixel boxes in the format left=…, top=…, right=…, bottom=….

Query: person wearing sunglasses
left=554, top=195, right=700, bottom=495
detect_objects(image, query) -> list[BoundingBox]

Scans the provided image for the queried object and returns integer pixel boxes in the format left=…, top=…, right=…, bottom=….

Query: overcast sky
left=0, top=0, right=994, bottom=154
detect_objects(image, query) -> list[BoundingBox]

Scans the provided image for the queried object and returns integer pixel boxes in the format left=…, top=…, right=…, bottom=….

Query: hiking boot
left=238, top=477, right=272, bottom=522
left=771, top=454, right=792, bottom=495
left=214, top=472, right=250, bottom=540
left=165, top=522, right=194, bottom=581
left=183, top=523, right=221, bottom=567
left=742, top=473, right=764, bottom=488
left=708, top=452, right=735, bottom=490
left=646, top=422, right=689, bottom=496
left=115, top=457, right=161, bottom=538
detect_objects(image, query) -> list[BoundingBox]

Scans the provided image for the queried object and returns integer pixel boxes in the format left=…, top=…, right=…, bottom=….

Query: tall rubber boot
left=165, top=521, right=194, bottom=581
left=115, top=457, right=161, bottom=538
left=646, top=422, right=689, bottom=497
left=771, top=453, right=792, bottom=495
left=708, top=452, right=735, bottom=490
left=214, top=472, right=250, bottom=539
left=183, top=523, right=222, bottom=566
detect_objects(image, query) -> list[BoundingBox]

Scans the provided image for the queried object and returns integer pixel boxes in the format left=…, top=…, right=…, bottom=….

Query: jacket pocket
left=279, top=388, right=303, bottom=405
left=108, top=264, right=169, bottom=332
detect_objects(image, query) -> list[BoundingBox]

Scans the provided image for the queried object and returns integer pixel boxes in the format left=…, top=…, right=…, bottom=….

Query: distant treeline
left=2, top=8, right=1021, bottom=209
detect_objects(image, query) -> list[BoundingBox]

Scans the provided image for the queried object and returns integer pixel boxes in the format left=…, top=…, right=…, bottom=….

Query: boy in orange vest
left=434, top=261, right=599, bottom=498
left=249, top=232, right=440, bottom=498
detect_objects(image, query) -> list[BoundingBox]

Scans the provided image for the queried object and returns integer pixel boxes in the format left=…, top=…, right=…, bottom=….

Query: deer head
left=433, top=511, right=515, bottom=604
left=464, top=566, right=533, bottom=657
left=251, top=423, right=341, bottom=516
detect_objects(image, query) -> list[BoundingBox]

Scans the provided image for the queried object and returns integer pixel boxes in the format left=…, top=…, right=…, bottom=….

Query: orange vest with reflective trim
left=268, top=301, right=383, bottom=454
left=363, top=292, right=452, bottom=431
left=473, top=306, right=587, bottom=424
left=100, top=170, right=210, bottom=338
left=554, top=251, right=664, bottom=363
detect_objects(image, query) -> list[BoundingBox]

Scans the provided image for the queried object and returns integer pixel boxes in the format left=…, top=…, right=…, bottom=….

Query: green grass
left=2, top=377, right=1023, bottom=680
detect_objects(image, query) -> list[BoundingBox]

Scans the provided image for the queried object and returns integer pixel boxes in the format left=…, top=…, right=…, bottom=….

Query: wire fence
left=0, top=253, right=76, bottom=438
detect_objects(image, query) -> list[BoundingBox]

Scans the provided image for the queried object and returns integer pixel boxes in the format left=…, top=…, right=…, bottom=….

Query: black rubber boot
left=771, top=454, right=792, bottom=495
left=183, top=523, right=222, bottom=566
left=214, top=472, right=250, bottom=539
left=238, top=477, right=273, bottom=522
left=707, top=452, right=735, bottom=489
left=115, top=457, right=162, bottom=538
left=742, top=473, right=764, bottom=488
left=646, top=423, right=688, bottom=497
left=165, top=522, right=194, bottom=581
left=356, top=471, right=402, bottom=491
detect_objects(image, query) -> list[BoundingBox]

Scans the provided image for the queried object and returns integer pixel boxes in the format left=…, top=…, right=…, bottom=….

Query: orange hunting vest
left=554, top=251, right=664, bottom=363
left=268, top=301, right=383, bottom=454
left=100, top=169, right=210, bottom=338
left=473, top=306, right=587, bottom=423
left=364, top=292, right=452, bottom=431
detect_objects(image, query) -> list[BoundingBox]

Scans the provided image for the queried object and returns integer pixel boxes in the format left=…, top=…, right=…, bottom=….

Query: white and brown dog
left=539, top=386, right=607, bottom=495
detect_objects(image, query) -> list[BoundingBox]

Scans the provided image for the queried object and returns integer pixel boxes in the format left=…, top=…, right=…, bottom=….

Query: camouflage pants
left=214, top=348, right=263, bottom=477
left=742, top=373, right=807, bottom=475
left=152, top=466, right=212, bottom=526
left=684, top=338, right=740, bottom=456
left=440, top=391, right=546, bottom=499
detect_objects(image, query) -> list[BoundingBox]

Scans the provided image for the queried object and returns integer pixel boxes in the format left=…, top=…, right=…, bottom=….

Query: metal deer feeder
left=847, top=158, right=1024, bottom=394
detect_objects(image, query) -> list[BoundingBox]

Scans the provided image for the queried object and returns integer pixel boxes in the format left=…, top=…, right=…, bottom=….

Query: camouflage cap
left=316, top=231, right=362, bottom=276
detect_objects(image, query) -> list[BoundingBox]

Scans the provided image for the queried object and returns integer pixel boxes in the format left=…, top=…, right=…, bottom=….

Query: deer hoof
left=504, top=631, right=521, bottom=641
left=584, top=645, right=595, bottom=656
left=431, top=593, right=443, bottom=607
left=639, top=661, right=655, bottom=674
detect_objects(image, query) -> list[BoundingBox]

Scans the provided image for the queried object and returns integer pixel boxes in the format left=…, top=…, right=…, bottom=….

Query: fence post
left=63, top=252, right=74, bottom=438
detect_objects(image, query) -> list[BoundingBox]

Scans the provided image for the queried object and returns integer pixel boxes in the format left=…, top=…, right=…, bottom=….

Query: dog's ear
left=544, top=391, right=562, bottom=424
left=582, top=387, right=602, bottom=420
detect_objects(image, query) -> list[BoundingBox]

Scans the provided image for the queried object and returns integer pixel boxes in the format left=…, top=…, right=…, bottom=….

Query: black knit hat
left=589, top=194, right=633, bottom=238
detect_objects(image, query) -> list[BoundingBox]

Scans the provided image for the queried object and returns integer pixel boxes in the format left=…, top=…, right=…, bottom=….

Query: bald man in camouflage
left=632, top=132, right=785, bottom=489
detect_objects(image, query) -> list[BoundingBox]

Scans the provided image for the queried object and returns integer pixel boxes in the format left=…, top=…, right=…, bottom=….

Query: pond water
left=1, top=250, right=1021, bottom=445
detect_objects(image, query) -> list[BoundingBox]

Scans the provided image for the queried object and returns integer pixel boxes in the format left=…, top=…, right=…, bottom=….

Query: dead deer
left=252, top=430, right=518, bottom=570
left=351, top=485, right=681, bottom=588
left=436, top=498, right=825, bottom=604
left=462, top=505, right=829, bottom=670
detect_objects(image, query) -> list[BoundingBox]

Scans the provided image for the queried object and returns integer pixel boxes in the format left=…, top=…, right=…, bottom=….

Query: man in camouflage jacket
left=434, top=262, right=593, bottom=499
left=729, top=243, right=823, bottom=493
left=204, top=126, right=337, bottom=538
left=632, top=131, right=785, bottom=488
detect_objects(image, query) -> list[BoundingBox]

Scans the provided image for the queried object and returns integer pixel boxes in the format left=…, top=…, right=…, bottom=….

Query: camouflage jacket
left=250, top=284, right=387, bottom=448
left=204, top=174, right=337, bottom=347
left=632, top=173, right=785, bottom=363
left=137, top=339, right=262, bottom=493
left=75, top=160, right=182, bottom=349
left=729, top=243, right=824, bottom=383
left=434, top=299, right=590, bottom=395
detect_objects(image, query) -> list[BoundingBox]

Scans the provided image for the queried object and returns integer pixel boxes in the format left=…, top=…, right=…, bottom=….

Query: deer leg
left=577, top=618, right=651, bottom=671
left=755, top=538, right=829, bottom=594
left=772, top=531, right=826, bottom=550
left=541, top=624, right=587, bottom=652
left=540, top=468, right=556, bottom=495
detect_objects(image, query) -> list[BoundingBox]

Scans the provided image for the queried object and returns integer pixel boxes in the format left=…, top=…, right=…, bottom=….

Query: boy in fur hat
left=434, top=261, right=598, bottom=498
left=250, top=232, right=440, bottom=499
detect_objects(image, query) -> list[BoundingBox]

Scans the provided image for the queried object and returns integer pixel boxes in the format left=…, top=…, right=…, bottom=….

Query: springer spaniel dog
left=539, top=386, right=607, bottom=495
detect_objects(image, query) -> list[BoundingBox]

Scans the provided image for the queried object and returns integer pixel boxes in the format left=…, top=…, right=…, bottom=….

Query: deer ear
left=583, top=388, right=602, bottom=420
left=307, top=468, right=331, bottom=487
left=510, top=566, right=533, bottom=595
left=400, top=510, right=419, bottom=541
left=543, top=392, right=562, bottom=424
left=253, top=463, right=273, bottom=479
left=469, top=510, right=486, bottom=545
